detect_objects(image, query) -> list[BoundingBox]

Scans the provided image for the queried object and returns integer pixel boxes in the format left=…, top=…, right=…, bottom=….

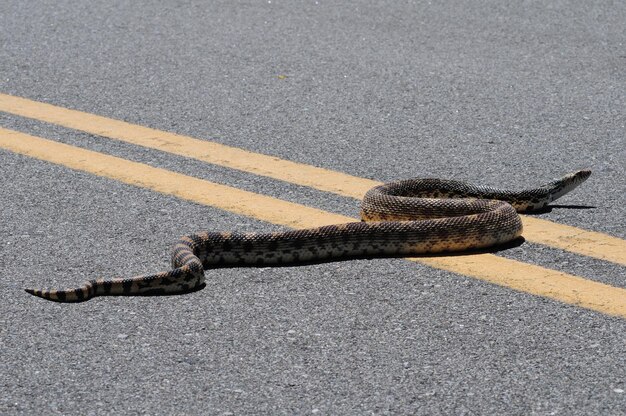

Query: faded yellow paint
left=1, top=127, right=625, bottom=318
left=0, top=92, right=624, bottom=266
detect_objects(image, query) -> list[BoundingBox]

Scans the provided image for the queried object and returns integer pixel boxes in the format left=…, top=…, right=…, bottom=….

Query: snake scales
left=25, top=169, right=591, bottom=302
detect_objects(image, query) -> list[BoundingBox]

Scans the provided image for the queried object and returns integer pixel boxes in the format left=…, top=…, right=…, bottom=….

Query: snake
left=25, top=169, right=591, bottom=303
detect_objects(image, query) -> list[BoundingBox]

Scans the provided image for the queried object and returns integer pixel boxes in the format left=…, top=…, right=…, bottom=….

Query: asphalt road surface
left=1, top=1, right=625, bottom=415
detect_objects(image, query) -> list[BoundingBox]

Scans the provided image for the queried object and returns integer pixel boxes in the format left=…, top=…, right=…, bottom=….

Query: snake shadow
left=521, top=204, right=596, bottom=215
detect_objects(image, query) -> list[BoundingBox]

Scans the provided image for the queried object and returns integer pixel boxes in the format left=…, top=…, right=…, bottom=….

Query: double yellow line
left=1, top=93, right=625, bottom=317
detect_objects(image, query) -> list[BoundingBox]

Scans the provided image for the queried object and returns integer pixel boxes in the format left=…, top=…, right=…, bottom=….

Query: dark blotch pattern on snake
left=25, top=169, right=591, bottom=302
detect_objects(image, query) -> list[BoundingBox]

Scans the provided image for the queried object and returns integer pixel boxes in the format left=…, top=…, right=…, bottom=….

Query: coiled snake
left=25, top=170, right=591, bottom=302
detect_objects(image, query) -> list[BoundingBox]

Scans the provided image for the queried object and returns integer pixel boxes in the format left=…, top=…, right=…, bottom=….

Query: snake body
left=25, top=169, right=591, bottom=302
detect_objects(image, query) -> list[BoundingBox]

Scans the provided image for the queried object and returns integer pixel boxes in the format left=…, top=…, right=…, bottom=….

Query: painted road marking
left=0, top=93, right=624, bottom=267
left=0, top=93, right=374, bottom=196
left=1, top=127, right=625, bottom=318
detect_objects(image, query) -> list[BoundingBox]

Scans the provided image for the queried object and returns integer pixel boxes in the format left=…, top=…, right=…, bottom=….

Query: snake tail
left=25, top=238, right=205, bottom=302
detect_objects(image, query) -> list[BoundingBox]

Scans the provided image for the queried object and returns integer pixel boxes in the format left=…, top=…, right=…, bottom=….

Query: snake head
left=545, top=169, right=592, bottom=203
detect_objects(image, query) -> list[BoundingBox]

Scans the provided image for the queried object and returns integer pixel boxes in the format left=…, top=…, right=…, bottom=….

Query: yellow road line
left=0, top=92, right=624, bottom=266
left=0, top=93, right=376, bottom=198
left=0, top=128, right=336, bottom=229
left=521, top=217, right=626, bottom=267
left=1, top=127, right=625, bottom=318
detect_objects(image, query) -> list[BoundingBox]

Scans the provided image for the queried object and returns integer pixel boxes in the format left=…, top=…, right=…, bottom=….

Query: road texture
left=1, top=0, right=625, bottom=414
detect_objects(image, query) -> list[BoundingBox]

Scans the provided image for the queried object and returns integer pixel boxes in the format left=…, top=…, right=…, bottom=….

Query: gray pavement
left=1, top=1, right=625, bottom=414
